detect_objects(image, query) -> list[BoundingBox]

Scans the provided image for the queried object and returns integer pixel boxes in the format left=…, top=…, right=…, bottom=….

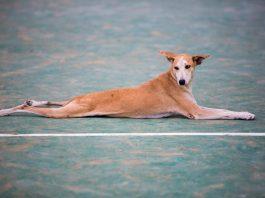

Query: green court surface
left=0, top=0, right=265, bottom=197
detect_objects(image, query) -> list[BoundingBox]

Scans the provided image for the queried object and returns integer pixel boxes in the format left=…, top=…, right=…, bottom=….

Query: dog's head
left=160, top=51, right=210, bottom=86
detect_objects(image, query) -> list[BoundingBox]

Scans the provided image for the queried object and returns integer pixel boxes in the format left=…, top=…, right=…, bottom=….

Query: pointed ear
left=159, top=50, right=176, bottom=63
left=192, top=54, right=210, bottom=65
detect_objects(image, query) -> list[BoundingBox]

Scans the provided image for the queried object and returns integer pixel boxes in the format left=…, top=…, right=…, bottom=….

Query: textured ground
left=1, top=137, right=265, bottom=197
left=0, top=0, right=264, bottom=197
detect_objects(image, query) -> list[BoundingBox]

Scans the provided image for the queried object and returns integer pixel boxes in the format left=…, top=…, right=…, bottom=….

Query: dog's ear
left=192, top=54, right=210, bottom=65
left=159, top=51, right=176, bottom=63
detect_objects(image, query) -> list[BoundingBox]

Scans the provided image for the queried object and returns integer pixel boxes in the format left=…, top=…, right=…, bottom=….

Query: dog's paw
left=0, top=109, right=10, bottom=116
left=24, top=99, right=33, bottom=106
left=24, top=99, right=40, bottom=106
left=238, top=112, right=255, bottom=120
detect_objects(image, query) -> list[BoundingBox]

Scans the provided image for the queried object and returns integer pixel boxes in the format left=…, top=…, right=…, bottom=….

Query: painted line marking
left=0, top=133, right=265, bottom=137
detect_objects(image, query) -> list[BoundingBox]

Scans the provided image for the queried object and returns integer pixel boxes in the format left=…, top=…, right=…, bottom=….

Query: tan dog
left=0, top=51, right=255, bottom=120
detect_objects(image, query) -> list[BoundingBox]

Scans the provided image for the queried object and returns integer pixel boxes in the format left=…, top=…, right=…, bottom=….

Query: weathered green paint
left=0, top=0, right=264, bottom=197
left=0, top=137, right=265, bottom=197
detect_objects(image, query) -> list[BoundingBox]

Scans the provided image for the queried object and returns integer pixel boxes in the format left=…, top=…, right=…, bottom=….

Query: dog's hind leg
left=0, top=101, right=86, bottom=118
left=0, top=99, right=71, bottom=117
left=24, top=99, right=70, bottom=107
left=0, top=103, right=26, bottom=116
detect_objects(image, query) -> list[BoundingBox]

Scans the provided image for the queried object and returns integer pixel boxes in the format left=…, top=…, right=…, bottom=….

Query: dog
left=0, top=51, right=255, bottom=120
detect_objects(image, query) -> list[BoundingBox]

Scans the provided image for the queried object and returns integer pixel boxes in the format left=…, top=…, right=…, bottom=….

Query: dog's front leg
left=186, top=106, right=255, bottom=120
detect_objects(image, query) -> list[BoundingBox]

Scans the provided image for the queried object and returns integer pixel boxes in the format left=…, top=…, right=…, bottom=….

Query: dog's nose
left=179, top=79, right=185, bottom=85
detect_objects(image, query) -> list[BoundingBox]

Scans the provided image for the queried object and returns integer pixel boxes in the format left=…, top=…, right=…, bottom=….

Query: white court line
left=0, top=133, right=265, bottom=137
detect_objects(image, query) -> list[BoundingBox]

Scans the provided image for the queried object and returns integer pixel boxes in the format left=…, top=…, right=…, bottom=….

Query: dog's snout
left=179, top=79, right=185, bottom=86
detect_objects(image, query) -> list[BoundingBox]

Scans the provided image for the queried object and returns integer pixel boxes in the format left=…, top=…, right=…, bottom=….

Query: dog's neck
left=143, top=70, right=194, bottom=98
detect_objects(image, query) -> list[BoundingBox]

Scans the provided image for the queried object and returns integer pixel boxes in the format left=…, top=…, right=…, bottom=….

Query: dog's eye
left=185, top=65, right=191, bottom=69
left=174, top=66, right=179, bottom=70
